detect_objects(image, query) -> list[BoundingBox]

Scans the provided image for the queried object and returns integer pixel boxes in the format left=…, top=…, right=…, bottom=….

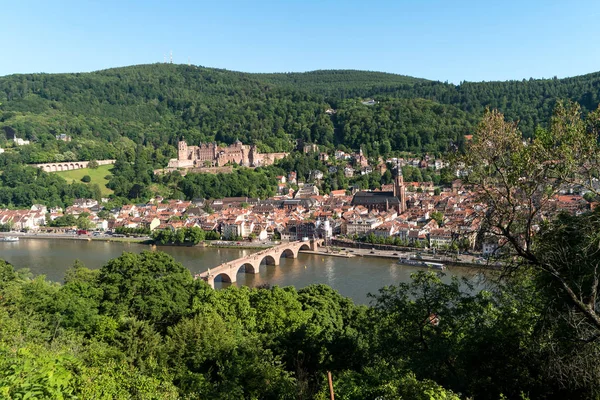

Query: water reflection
left=0, top=239, right=490, bottom=304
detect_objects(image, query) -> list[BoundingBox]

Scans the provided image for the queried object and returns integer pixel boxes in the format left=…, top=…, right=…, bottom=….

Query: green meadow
left=55, top=164, right=113, bottom=196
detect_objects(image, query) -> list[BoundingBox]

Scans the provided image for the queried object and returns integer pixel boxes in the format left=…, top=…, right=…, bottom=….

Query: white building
left=372, top=222, right=396, bottom=239
left=335, top=150, right=346, bottom=160
left=73, top=198, right=99, bottom=208
left=95, top=219, right=110, bottom=231
left=221, top=218, right=255, bottom=239
left=345, top=216, right=382, bottom=237
left=344, top=166, right=354, bottom=178
left=221, top=219, right=243, bottom=239
left=434, top=159, right=446, bottom=170
left=429, top=229, right=453, bottom=248
left=482, top=237, right=500, bottom=256
left=316, top=219, right=333, bottom=239
left=13, top=137, right=30, bottom=146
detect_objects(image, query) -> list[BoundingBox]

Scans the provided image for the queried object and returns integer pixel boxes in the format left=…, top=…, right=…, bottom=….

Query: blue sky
left=2, top=0, right=600, bottom=83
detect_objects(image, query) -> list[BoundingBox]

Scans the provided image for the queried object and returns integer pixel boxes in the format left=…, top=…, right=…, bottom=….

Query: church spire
left=394, top=160, right=406, bottom=213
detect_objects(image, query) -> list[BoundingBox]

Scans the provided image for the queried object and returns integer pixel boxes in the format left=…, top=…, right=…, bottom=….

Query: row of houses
left=0, top=180, right=594, bottom=253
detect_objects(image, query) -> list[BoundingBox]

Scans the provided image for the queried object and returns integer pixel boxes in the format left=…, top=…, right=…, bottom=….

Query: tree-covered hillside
left=382, top=73, right=600, bottom=137
left=256, top=69, right=427, bottom=99
left=0, top=64, right=599, bottom=164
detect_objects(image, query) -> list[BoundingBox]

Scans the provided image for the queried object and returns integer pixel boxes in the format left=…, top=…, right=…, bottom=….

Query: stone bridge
left=33, top=159, right=116, bottom=172
left=197, top=239, right=323, bottom=289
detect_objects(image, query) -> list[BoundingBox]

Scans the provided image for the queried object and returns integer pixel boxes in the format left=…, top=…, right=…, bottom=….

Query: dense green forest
left=0, top=163, right=101, bottom=208
left=0, top=249, right=593, bottom=399
left=256, top=69, right=427, bottom=98
left=1, top=62, right=598, bottom=206
left=1, top=64, right=599, bottom=165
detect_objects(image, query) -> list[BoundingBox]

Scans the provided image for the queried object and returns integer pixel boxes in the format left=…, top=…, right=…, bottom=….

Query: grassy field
left=55, top=164, right=113, bottom=196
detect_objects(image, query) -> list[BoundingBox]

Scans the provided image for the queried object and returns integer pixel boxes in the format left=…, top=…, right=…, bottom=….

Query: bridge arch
left=299, top=243, right=311, bottom=251
left=238, top=262, right=257, bottom=275
left=214, top=272, right=233, bottom=283
left=280, top=248, right=297, bottom=259
left=260, top=254, right=278, bottom=266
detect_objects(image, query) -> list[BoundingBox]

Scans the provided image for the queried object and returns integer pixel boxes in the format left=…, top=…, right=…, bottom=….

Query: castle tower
left=248, top=144, right=256, bottom=166
left=178, top=140, right=188, bottom=161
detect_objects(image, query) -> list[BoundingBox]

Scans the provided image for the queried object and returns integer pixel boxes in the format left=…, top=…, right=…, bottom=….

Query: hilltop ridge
left=0, top=63, right=599, bottom=164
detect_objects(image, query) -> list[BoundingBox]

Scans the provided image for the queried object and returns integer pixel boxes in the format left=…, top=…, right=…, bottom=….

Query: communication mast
left=170, top=50, right=173, bottom=64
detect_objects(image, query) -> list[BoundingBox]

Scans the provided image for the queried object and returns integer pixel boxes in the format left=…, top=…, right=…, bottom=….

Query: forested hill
left=255, top=69, right=428, bottom=99
left=386, top=72, right=600, bottom=136
left=0, top=63, right=599, bottom=163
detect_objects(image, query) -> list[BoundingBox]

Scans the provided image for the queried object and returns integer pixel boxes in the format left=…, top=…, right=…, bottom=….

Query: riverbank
left=151, top=241, right=270, bottom=250
left=206, top=244, right=270, bottom=250
left=205, top=240, right=276, bottom=250
left=0, top=232, right=150, bottom=244
left=0, top=233, right=278, bottom=250
left=307, top=244, right=500, bottom=270
left=299, top=250, right=355, bottom=258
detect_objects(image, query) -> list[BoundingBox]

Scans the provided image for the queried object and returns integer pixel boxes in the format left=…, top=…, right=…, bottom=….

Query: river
left=0, top=238, right=489, bottom=304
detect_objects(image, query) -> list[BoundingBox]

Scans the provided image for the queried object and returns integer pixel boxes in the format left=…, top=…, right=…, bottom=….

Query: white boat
left=423, top=262, right=446, bottom=271
left=0, top=236, right=19, bottom=242
left=398, top=257, right=446, bottom=270
left=398, top=257, right=424, bottom=266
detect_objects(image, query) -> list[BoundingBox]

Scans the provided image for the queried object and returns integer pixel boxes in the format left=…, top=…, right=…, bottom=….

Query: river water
left=0, top=238, right=489, bottom=304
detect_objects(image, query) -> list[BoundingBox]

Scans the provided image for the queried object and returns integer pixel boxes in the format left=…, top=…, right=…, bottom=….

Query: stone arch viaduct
left=33, top=159, right=116, bottom=172
left=197, top=239, right=323, bottom=289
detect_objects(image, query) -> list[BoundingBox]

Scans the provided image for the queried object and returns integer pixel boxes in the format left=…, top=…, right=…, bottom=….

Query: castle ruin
left=167, top=140, right=288, bottom=169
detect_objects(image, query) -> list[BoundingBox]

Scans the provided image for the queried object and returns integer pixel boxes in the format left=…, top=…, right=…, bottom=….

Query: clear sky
left=2, top=0, right=600, bottom=83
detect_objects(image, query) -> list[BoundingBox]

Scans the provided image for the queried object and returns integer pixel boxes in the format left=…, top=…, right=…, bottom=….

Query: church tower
left=393, top=162, right=406, bottom=213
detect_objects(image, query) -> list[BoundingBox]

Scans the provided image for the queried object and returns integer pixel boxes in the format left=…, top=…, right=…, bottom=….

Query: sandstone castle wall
left=167, top=140, right=287, bottom=169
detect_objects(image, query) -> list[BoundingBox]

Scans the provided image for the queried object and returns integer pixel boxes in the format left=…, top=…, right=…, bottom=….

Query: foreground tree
left=458, top=102, right=600, bottom=392
left=98, top=251, right=194, bottom=329
left=459, top=103, right=600, bottom=323
left=370, top=271, right=546, bottom=399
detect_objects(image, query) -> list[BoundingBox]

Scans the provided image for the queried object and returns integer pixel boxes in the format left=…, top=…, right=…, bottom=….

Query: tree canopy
left=2, top=63, right=600, bottom=166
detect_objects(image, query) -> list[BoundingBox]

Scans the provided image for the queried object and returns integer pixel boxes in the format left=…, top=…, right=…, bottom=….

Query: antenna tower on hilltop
left=170, top=50, right=173, bottom=64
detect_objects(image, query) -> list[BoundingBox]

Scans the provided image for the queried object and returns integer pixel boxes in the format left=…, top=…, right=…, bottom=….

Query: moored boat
left=398, top=257, right=424, bottom=266
left=0, top=236, right=19, bottom=242
left=423, top=261, right=446, bottom=271
left=398, top=257, right=446, bottom=270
